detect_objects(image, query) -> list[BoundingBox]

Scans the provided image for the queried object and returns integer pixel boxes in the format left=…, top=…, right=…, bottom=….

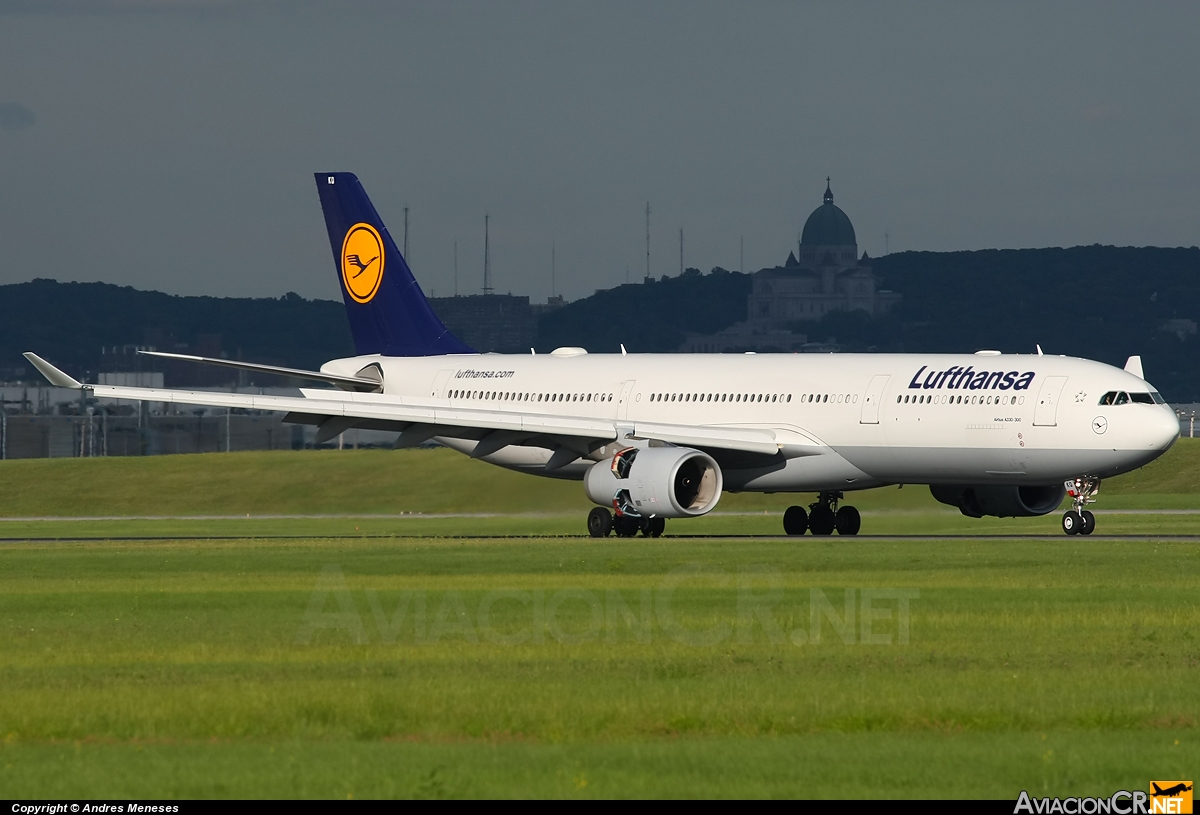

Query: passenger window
left=1115, top=392, right=1129, bottom=405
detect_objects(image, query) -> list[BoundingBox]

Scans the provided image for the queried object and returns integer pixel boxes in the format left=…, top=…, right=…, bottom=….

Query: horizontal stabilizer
left=1124, top=355, right=1144, bottom=379
left=137, top=351, right=381, bottom=391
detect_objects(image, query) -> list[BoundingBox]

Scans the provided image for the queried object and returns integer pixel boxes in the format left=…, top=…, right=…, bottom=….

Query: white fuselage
left=320, top=350, right=1180, bottom=493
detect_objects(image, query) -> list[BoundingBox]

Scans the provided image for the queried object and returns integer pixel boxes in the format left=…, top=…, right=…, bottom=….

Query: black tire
left=614, top=515, right=640, bottom=538
left=587, top=507, right=613, bottom=538
left=1080, top=510, right=1096, bottom=536
left=835, top=505, right=861, bottom=536
left=809, top=505, right=836, bottom=536
left=783, top=505, right=808, bottom=536
left=648, top=517, right=666, bottom=538
left=1062, top=510, right=1082, bottom=535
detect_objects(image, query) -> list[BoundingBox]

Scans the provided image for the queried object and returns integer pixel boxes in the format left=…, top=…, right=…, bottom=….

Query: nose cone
left=1149, top=407, right=1181, bottom=450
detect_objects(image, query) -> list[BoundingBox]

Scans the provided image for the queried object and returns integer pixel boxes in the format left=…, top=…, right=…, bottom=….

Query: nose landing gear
left=1062, top=477, right=1099, bottom=536
left=784, top=492, right=860, bottom=536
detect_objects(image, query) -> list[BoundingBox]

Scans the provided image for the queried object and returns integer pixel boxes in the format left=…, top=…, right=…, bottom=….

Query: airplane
left=1152, top=783, right=1193, bottom=798
left=23, top=173, right=1181, bottom=537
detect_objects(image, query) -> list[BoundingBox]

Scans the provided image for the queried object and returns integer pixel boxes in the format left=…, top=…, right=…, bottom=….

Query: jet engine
left=929, top=484, right=1066, bottom=518
left=585, top=445, right=722, bottom=519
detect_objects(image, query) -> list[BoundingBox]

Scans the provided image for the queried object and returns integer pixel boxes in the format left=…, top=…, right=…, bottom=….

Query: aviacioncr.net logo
left=341, top=222, right=385, bottom=303
left=1015, top=785, right=1194, bottom=815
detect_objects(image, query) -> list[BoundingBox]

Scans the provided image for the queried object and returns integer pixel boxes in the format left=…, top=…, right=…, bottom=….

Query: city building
left=681, top=180, right=900, bottom=352
left=746, top=179, right=900, bottom=326
left=428, top=294, right=537, bottom=353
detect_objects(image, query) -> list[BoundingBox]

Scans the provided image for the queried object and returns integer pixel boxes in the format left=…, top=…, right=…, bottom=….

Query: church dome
left=800, top=179, right=856, bottom=247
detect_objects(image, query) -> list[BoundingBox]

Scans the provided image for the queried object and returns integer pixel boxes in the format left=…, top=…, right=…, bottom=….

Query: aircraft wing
left=24, top=353, right=784, bottom=457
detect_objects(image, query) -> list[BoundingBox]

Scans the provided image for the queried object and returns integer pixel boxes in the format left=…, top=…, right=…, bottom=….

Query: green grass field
left=1, top=443, right=1198, bottom=797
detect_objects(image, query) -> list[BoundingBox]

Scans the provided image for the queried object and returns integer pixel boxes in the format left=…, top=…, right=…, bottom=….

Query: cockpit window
left=1100, top=390, right=1165, bottom=406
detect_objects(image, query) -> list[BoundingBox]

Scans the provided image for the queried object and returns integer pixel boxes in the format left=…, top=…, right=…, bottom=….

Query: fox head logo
left=341, top=223, right=385, bottom=303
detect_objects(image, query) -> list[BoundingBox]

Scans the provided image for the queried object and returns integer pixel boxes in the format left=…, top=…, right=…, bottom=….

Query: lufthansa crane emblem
left=340, top=222, right=385, bottom=303
left=1092, top=416, right=1108, bottom=435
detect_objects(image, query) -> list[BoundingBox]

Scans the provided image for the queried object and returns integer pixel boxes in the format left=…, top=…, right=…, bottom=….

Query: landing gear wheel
left=1079, top=510, right=1096, bottom=536
left=641, top=517, right=665, bottom=538
left=1064, top=476, right=1101, bottom=536
left=783, top=505, right=809, bottom=536
left=809, top=505, right=836, bottom=536
left=1062, top=510, right=1082, bottom=536
left=614, top=515, right=641, bottom=538
left=587, top=507, right=613, bottom=538
left=835, top=505, right=861, bottom=536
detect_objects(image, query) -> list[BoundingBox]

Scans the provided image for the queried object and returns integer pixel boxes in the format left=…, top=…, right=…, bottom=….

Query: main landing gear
left=586, top=507, right=665, bottom=538
left=784, top=491, right=861, bottom=536
left=1062, top=476, right=1099, bottom=536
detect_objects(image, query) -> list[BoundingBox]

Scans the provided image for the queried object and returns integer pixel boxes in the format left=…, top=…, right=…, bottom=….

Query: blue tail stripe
left=315, top=172, right=474, bottom=357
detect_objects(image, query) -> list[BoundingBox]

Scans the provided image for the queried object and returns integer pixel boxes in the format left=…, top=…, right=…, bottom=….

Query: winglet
left=1124, top=355, right=1144, bottom=379
left=22, top=353, right=83, bottom=388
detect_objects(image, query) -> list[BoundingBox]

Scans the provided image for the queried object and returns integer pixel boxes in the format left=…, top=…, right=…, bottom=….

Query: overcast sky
left=1, top=1, right=1197, bottom=303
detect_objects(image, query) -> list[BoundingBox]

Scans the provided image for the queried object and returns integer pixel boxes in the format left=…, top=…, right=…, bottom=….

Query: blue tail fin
left=315, top=172, right=474, bottom=357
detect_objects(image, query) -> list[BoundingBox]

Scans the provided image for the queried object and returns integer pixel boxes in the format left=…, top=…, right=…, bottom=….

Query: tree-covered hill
left=5, top=244, right=1200, bottom=399
left=536, top=268, right=751, bottom=354
left=0, top=279, right=353, bottom=381
left=872, top=246, right=1200, bottom=398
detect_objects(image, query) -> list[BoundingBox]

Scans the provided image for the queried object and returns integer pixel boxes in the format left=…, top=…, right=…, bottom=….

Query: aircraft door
left=860, top=374, right=890, bottom=424
left=430, top=369, right=454, bottom=398
left=617, top=380, right=636, bottom=421
left=1033, top=376, right=1068, bottom=426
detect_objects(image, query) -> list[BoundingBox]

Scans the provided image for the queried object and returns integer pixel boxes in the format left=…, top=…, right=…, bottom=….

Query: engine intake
left=929, top=484, right=1066, bottom=518
left=585, top=446, right=722, bottom=518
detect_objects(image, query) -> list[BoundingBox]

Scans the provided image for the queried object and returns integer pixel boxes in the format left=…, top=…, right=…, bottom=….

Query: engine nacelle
left=585, top=445, right=723, bottom=518
left=929, top=484, right=1066, bottom=518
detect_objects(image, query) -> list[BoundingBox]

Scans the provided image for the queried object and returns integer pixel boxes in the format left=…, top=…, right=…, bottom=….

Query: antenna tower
left=482, top=214, right=492, bottom=295
left=453, top=239, right=458, bottom=296
left=645, top=202, right=651, bottom=279
left=740, top=235, right=744, bottom=273
left=551, top=241, right=556, bottom=297
left=679, top=227, right=683, bottom=275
